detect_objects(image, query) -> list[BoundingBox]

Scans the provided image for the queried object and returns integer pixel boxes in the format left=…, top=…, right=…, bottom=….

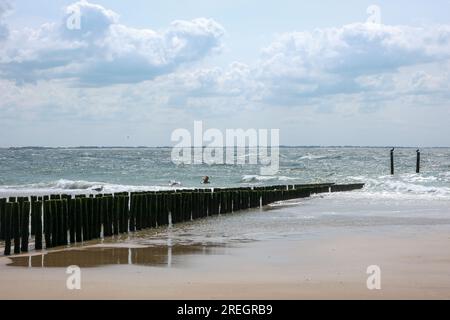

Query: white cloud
left=0, top=0, right=11, bottom=41
left=62, top=0, right=119, bottom=40
left=0, top=0, right=225, bottom=85
left=2, top=3, right=450, bottom=147
left=257, top=23, right=450, bottom=102
left=121, top=22, right=450, bottom=111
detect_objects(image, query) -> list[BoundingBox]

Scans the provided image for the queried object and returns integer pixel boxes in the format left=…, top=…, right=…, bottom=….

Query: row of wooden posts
left=0, top=183, right=364, bottom=256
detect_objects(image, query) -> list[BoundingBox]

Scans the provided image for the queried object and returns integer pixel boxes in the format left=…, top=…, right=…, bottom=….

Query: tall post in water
left=390, top=148, right=395, bottom=175
left=416, top=149, right=421, bottom=174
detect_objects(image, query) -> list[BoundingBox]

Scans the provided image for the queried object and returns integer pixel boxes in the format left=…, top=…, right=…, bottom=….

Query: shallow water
left=7, top=245, right=227, bottom=268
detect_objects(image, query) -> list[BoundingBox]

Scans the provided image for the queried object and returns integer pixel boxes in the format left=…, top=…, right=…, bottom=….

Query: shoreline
left=1, top=223, right=449, bottom=300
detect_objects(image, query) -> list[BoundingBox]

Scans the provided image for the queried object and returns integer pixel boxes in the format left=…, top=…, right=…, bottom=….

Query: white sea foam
left=299, top=154, right=328, bottom=160
left=345, top=175, right=450, bottom=200
left=241, top=175, right=296, bottom=183
left=0, top=179, right=179, bottom=197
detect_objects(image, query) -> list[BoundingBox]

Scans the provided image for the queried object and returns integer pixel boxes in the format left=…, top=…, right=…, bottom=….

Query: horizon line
left=1, top=145, right=449, bottom=149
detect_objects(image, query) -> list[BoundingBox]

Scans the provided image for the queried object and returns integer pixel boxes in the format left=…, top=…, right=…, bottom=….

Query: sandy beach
left=2, top=0, right=450, bottom=304
left=1, top=194, right=449, bottom=300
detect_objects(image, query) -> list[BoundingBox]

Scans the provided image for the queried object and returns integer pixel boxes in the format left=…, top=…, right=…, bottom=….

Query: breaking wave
left=0, top=179, right=177, bottom=197
left=348, top=174, right=450, bottom=200
left=241, top=175, right=296, bottom=183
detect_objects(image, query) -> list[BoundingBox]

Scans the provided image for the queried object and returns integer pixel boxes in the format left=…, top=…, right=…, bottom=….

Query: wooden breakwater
left=0, top=183, right=364, bottom=256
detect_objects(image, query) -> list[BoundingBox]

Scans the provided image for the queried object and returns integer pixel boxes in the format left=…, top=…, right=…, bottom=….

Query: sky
left=0, top=0, right=450, bottom=147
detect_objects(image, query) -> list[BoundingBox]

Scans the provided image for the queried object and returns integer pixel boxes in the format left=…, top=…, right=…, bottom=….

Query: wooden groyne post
left=390, top=148, right=395, bottom=175
left=1, top=183, right=366, bottom=256
left=3, top=203, right=12, bottom=256
left=416, top=149, right=421, bottom=174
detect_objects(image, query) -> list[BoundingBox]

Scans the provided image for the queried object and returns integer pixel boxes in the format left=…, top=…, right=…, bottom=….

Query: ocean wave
left=299, top=154, right=328, bottom=160
left=241, top=175, right=296, bottom=183
left=399, top=173, right=439, bottom=183
left=0, top=179, right=178, bottom=197
left=350, top=176, right=450, bottom=200
left=0, top=179, right=106, bottom=191
left=298, top=153, right=343, bottom=161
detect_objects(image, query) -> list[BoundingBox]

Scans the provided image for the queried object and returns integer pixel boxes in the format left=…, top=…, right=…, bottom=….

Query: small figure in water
left=170, top=180, right=181, bottom=187
left=202, top=176, right=210, bottom=184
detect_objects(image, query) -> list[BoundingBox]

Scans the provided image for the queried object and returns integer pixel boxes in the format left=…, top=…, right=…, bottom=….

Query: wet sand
left=1, top=225, right=450, bottom=300
left=1, top=194, right=450, bottom=300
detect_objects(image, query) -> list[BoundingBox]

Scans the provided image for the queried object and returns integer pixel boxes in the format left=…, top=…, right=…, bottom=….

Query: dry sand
left=1, top=225, right=449, bottom=300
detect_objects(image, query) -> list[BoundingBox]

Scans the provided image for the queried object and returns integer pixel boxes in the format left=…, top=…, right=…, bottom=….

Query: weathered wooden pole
left=164, top=192, right=171, bottom=226
left=142, top=194, right=148, bottom=230
left=75, top=198, right=83, bottom=242
left=156, top=192, right=161, bottom=227
left=12, top=202, right=21, bottom=254
left=20, top=201, right=30, bottom=252
left=68, top=199, right=76, bottom=244
left=82, top=198, right=90, bottom=240
left=34, top=201, right=43, bottom=250
left=129, top=195, right=136, bottom=232
left=177, top=193, right=183, bottom=222
left=192, top=192, right=199, bottom=220
left=0, top=198, right=5, bottom=240
left=136, top=195, right=143, bottom=230
left=198, top=192, right=205, bottom=218
left=43, top=200, right=52, bottom=248
left=30, top=196, right=37, bottom=236
left=219, top=192, right=225, bottom=214
left=228, top=191, right=233, bottom=213
left=104, top=197, right=113, bottom=237
left=162, top=193, right=168, bottom=227
left=4, top=203, right=12, bottom=255
left=51, top=200, right=59, bottom=248
left=390, top=148, right=395, bottom=175
left=61, top=199, right=68, bottom=245
left=181, top=193, right=187, bottom=221
left=123, top=195, right=130, bottom=232
left=88, top=197, right=94, bottom=240
left=91, top=197, right=98, bottom=238
left=100, top=197, right=106, bottom=237
left=113, top=196, right=120, bottom=235
left=172, top=193, right=179, bottom=224
left=210, top=192, right=218, bottom=216
left=233, top=191, right=240, bottom=212
left=159, top=193, right=166, bottom=226
left=156, top=193, right=162, bottom=226
left=149, top=193, right=157, bottom=228
left=180, top=193, right=186, bottom=222
left=416, top=149, right=421, bottom=174
left=187, top=192, right=193, bottom=220
left=203, top=192, right=210, bottom=217
left=118, top=197, right=125, bottom=233
left=176, top=193, right=181, bottom=222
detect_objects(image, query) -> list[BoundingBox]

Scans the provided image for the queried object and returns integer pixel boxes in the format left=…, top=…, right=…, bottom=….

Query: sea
left=1, top=146, right=450, bottom=263
left=0, top=147, right=449, bottom=200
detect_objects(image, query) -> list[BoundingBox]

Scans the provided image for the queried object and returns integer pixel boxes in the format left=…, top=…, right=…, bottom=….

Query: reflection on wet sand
left=7, top=245, right=226, bottom=268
